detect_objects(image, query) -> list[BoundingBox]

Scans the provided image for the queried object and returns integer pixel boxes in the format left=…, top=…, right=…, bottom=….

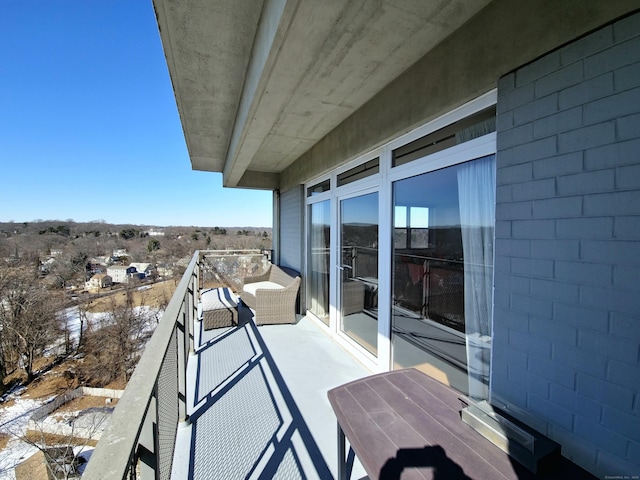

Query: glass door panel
left=391, top=155, right=495, bottom=399
left=308, top=200, right=330, bottom=326
left=339, top=192, right=379, bottom=355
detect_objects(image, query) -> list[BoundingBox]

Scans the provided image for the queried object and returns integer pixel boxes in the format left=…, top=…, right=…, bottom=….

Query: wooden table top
left=327, top=368, right=595, bottom=480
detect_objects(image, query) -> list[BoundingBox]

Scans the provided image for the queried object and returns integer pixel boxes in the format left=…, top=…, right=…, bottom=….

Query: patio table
left=327, top=368, right=596, bottom=480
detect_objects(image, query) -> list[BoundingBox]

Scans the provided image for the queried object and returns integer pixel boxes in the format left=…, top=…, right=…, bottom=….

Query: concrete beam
left=236, top=170, right=280, bottom=190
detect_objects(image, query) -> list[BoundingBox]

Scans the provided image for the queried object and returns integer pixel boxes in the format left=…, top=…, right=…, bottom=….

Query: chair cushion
left=242, top=281, right=283, bottom=297
left=201, top=288, right=237, bottom=311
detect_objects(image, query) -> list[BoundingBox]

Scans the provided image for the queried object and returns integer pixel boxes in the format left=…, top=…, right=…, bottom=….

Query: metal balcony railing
left=83, top=250, right=268, bottom=480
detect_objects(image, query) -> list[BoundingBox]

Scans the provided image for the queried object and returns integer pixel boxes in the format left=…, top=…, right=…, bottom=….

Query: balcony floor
left=172, top=303, right=371, bottom=479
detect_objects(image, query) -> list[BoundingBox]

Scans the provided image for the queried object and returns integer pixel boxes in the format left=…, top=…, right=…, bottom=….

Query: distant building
left=40, top=257, right=56, bottom=274
left=106, top=265, right=137, bottom=284
left=112, top=248, right=128, bottom=258
left=87, top=263, right=105, bottom=274
left=87, top=273, right=112, bottom=289
left=147, top=229, right=165, bottom=236
left=129, top=263, right=154, bottom=276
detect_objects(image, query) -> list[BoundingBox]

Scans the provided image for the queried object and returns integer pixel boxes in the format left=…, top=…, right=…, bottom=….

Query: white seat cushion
left=242, top=281, right=283, bottom=297
left=201, top=288, right=237, bottom=311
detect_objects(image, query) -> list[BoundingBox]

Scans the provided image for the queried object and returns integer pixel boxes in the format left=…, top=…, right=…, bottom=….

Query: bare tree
left=79, top=284, right=151, bottom=385
left=49, top=243, right=90, bottom=289
left=74, top=291, right=92, bottom=352
left=0, top=263, right=63, bottom=383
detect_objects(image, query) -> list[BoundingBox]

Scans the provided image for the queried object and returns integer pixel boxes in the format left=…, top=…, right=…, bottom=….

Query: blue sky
left=0, top=1, right=273, bottom=228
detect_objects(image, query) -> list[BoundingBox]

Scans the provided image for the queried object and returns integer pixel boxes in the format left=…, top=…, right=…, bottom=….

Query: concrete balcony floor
left=172, top=303, right=371, bottom=479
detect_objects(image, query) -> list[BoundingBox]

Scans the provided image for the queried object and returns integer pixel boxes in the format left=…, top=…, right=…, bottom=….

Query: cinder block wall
left=492, top=12, right=640, bottom=477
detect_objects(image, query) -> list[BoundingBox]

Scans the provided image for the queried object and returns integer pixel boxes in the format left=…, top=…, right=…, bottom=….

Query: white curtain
left=457, top=154, right=495, bottom=400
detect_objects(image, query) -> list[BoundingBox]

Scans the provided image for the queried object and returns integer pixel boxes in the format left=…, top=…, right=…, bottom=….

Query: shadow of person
left=379, top=445, right=472, bottom=480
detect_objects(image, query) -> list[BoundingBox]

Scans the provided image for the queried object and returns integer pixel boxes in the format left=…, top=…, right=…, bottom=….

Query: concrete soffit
left=221, top=0, right=494, bottom=189
left=153, top=0, right=266, bottom=175
left=155, top=0, right=499, bottom=190
left=154, top=0, right=640, bottom=193
left=277, top=0, right=640, bottom=191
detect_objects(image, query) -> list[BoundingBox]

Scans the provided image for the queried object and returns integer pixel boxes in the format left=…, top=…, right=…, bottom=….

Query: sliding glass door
left=308, top=200, right=331, bottom=326
left=304, top=96, right=496, bottom=381
left=391, top=155, right=495, bottom=399
left=338, top=191, right=379, bottom=356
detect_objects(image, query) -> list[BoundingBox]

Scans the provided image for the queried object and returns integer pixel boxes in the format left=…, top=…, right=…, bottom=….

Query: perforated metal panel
left=156, top=327, right=179, bottom=480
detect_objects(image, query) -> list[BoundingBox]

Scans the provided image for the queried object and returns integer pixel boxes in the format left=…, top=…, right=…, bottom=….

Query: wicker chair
left=241, top=264, right=301, bottom=325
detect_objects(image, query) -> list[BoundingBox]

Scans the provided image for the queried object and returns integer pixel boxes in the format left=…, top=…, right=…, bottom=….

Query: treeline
left=0, top=221, right=272, bottom=279
left=0, top=220, right=271, bottom=237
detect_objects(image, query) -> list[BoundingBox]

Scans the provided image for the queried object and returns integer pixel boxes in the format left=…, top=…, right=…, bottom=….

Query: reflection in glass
left=308, top=201, right=330, bottom=325
left=340, top=192, right=378, bottom=355
left=392, top=155, right=495, bottom=399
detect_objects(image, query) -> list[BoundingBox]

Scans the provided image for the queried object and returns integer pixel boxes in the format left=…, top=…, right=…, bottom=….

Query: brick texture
left=493, top=12, right=640, bottom=478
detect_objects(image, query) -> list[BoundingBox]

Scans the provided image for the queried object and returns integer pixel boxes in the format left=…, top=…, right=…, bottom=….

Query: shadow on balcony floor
left=172, top=304, right=341, bottom=479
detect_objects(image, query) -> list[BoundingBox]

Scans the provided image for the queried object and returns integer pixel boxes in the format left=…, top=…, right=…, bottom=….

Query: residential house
left=129, top=262, right=155, bottom=279
left=91, top=2, right=640, bottom=478
left=86, top=261, right=105, bottom=276
left=86, top=273, right=112, bottom=290
left=106, top=265, right=137, bottom=284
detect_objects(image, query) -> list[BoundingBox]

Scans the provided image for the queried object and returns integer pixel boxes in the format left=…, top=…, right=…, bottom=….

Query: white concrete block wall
left=492, top=12, right=640, bottom=478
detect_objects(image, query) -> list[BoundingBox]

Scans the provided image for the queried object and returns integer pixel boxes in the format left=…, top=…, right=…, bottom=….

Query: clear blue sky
left=0, top=1, right=273, bottom=228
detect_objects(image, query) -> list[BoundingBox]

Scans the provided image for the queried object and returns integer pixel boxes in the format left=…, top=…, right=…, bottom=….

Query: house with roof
left=112, top=248, right=128, bottom=258
left=129, top=262, right=155, bottom=279
left=86, top=273, right=112, bottom=290
left=106, top=265, right=137, bottom=284
left=85, top=2, right=640, bottom=478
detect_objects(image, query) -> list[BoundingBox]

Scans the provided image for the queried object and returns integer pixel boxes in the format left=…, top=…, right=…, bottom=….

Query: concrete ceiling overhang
left=153, top=0, right=492, bottom=189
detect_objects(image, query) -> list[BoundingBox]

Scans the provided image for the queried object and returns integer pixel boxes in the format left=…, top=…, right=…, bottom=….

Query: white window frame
left=304, top=89, right=497, bottom=374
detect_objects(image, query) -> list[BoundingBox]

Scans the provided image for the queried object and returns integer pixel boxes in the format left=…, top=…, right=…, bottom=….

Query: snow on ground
left=0, top=389, right=103, bottom=480
left=43, top=307, right=110, bottom=359
left=1, top=304, right=163, bottom=479
left=46, top=305, right=161, bottom=358
left=37, top=405, right=113, bottom=439
left=0, top=389, right=47, bottom=480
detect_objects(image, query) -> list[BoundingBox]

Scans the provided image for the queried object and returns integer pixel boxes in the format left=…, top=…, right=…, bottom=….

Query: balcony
left=83, top=250, right=370, bottom=479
